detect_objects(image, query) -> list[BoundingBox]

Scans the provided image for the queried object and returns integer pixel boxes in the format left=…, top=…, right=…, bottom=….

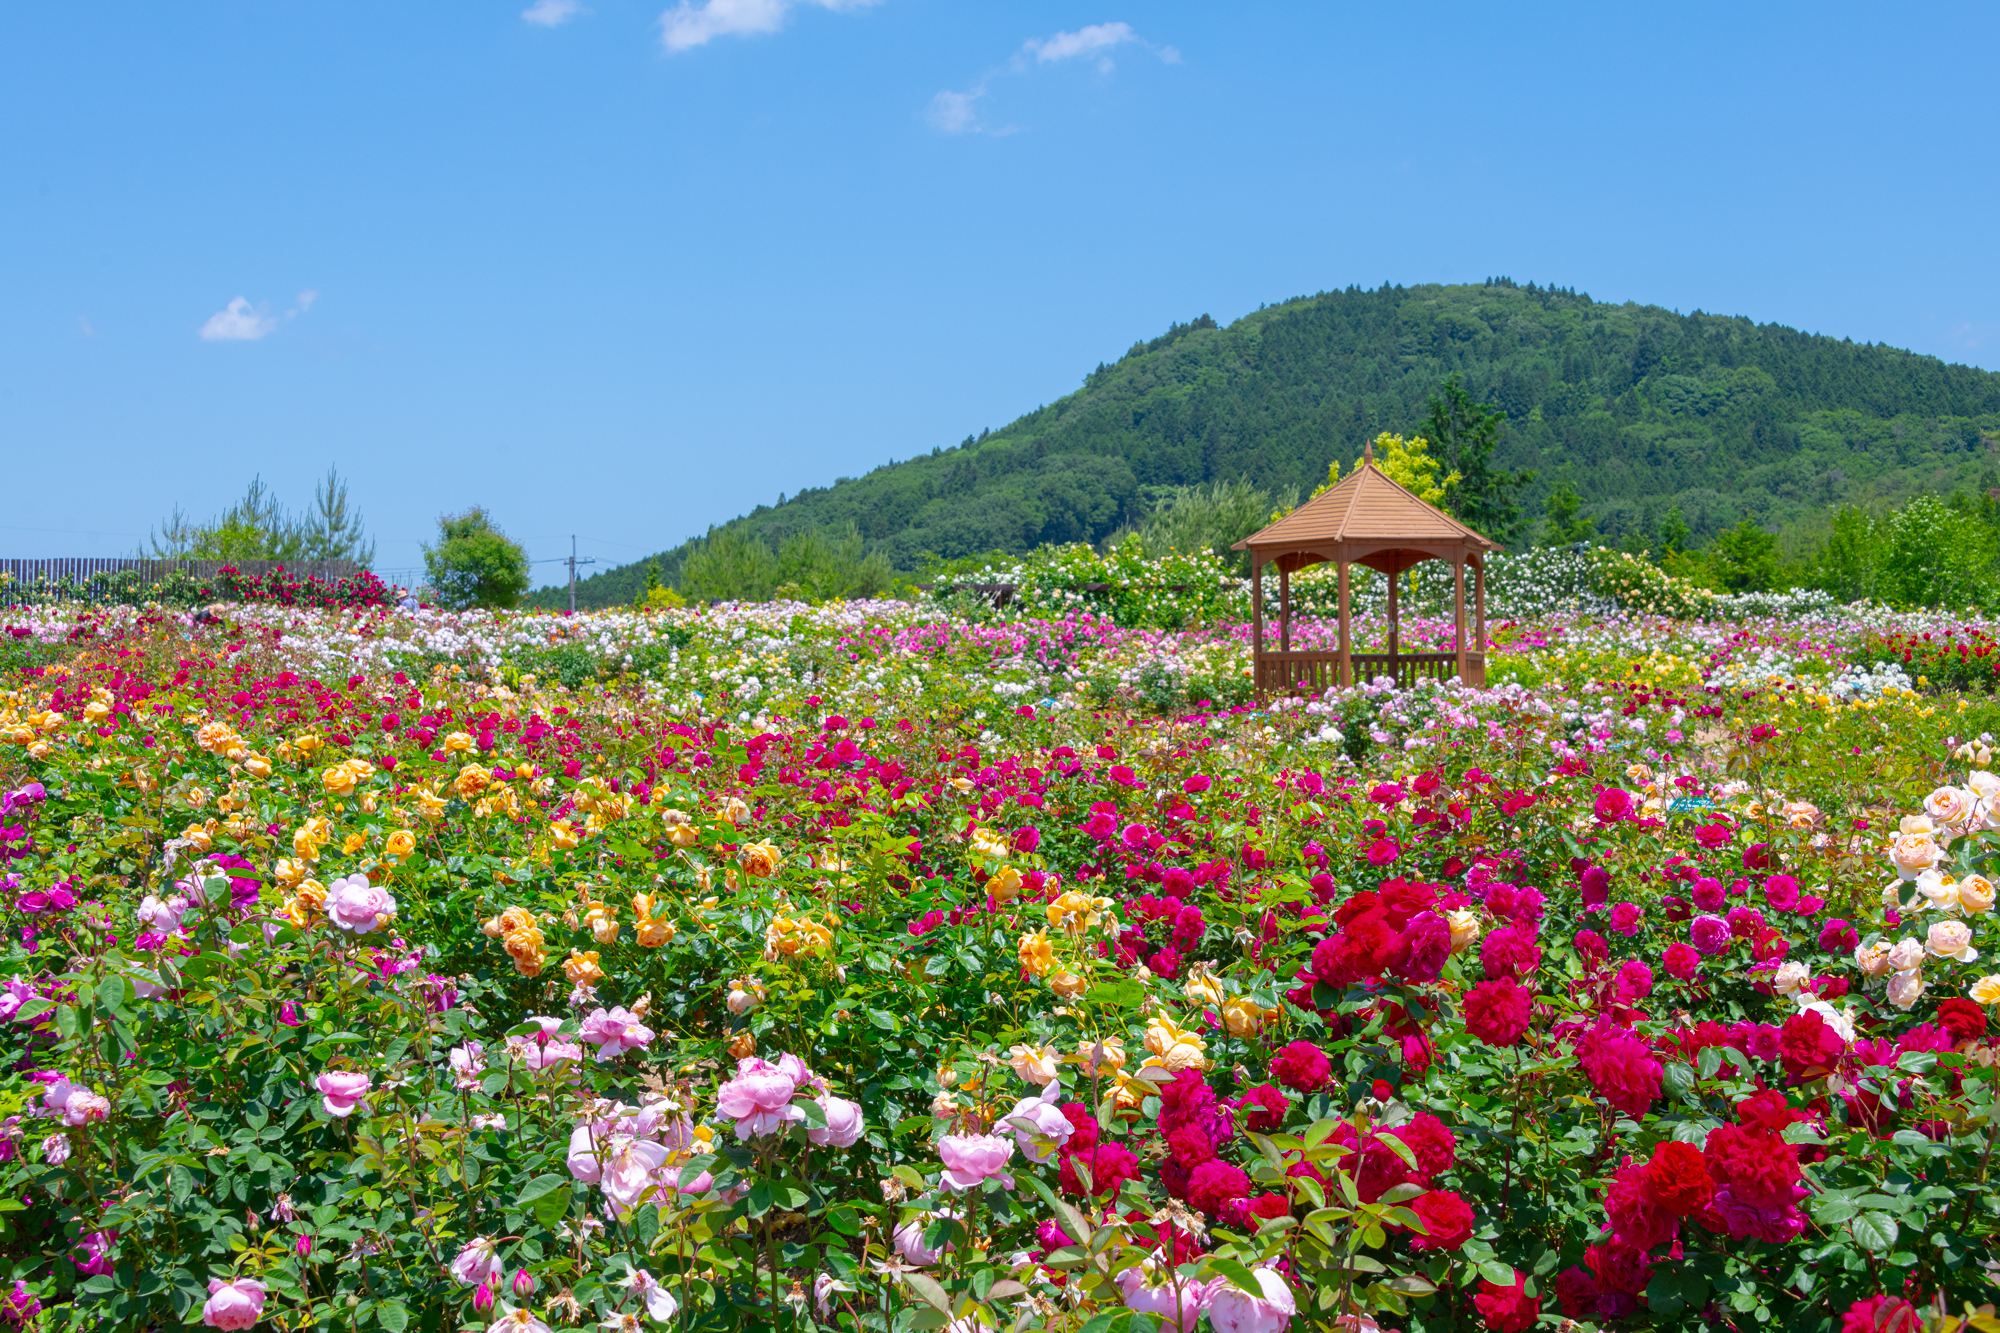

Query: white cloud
left=294, top=289, right=318, bottom=314
left=522, top=0, right=587, bottom=25
left=927, top=88, right=982, bottom=134
left=659, top=0, right=879, bottom=53
left=199, top=298, right=276, bottom=342
left=1026, top=22, right=1135, bottom=64
left=932, top=21, right=1177, bottom=135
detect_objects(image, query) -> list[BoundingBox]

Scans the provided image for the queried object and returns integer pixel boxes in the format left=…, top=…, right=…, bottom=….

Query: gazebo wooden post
left=1453, top=556, right=1468, bottom=683
left=1475, top=557, right=1486, bottom=650
left=1336, top=560, right=1351, bottom=688
left=1250, top=554, right=1265, bottom=693
left=1386, top=560, right=1400, bottom=685
left=1278, top=564, right=1291, bottom=655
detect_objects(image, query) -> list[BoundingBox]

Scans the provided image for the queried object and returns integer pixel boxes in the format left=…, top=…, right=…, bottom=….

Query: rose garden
left=0, top=552, right=1998, bottom=1333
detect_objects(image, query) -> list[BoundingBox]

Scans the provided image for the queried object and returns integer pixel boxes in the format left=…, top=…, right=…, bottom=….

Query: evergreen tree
left=1423, top=376, right=1535, bottom=543
left=1542, top=483, right=1594, bottom=545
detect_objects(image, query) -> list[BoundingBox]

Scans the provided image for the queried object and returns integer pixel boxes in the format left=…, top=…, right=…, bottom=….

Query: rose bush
left=0, top=596, right=1994, bottom=1330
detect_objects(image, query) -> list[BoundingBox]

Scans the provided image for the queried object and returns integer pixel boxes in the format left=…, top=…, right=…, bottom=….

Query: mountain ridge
left=534, top=280, right=2000, bottom=609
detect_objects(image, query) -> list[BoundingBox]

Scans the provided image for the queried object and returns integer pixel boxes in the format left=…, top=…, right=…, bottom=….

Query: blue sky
left=5, top=1, right=1997, bottom=584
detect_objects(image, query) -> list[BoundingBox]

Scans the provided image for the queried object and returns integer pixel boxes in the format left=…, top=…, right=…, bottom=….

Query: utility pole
left=566, top=535, right=596, bottom=614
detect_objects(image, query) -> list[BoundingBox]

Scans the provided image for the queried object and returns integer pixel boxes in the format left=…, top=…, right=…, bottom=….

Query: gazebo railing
left=1254, top=650, right=1485, bottom=694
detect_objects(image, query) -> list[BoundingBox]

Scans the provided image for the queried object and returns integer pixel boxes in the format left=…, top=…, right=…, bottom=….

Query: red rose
left=1186, top=1160, right=1250, bottom=1216
left=1702, top=1122, right=1801, bottom=1210
left=1936, top=997, right=1988, bottom=1043
left=1473, top=1272, right=1542, bottom=1333
left=1640, top=1139, right=1714, bottom=1216
left=1365, top=837, right=1402, bottom=866
left=1464, top=978, right=1533, bottom=1046
left=1603, top=1156, right=1679, bottom=1250
left=1270, top=1041, right=1332, bottom=1093
left=1407, top=1189, right=1475, bottom=1251
left=1843, top=1297, right=1922, bottom=1333
left=1576, top=1019, right=1664, bottom=1119
left=1778, top=1009, right=1846, bottom=1082
left=1593, top=788, right=1635, bottom=823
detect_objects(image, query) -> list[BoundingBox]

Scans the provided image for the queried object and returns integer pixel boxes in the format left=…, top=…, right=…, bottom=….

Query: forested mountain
left=539, top=280, right=2000, bottom=608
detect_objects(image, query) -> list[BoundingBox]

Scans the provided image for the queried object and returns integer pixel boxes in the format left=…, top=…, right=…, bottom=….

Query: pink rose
left=578, top=1007, right=654, bottom=1062
left=44, top=1078, right=110, bottom=1126
left=715, top=1057, right=802, bottom=1140
left=315, top=1071, right=372, bottom=1118
left=450, top=1237, right=504, bottom=1287
left=938, top=1133, right=1014, bottom=1191
left=808, top=1095, right=865, bottom=1149
left=323, top=875, right=397, bottom=934
left=1207, top=1266, right=1296, bottom=1333
left=1119, top=1264, right=1216, bottom=1332
left=201, top=1277, right=266, bottom=1330
left=892, top=1211, right=955, bottom=1265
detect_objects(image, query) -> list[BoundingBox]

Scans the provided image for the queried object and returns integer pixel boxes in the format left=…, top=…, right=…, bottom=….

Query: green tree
left=1132, top=478, right=1293, bottom=573
left=774, top=523, right=892, bottom=601
left=422, top=507, right=530, bottom=609
left=1804, top=505, right=1878, bottom=602
left=680, top=529, right=779, bottom=603
left=1658, top=505, right=1690, bottom=559
left=1705, top=519, right=1781, bottom=592
left=147, top=468, right=373, bottom=565
left=1424, top=375, right=1536, bottom=543
left=1541, top=482, right=1595, bottom=545
left=633, top=559, right=684, bottom=610
left=1878, top=494, right=1996, bottom=609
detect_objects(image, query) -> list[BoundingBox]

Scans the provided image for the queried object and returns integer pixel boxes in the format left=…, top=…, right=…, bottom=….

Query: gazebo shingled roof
left=1231, top=447, right=1503, bottom=693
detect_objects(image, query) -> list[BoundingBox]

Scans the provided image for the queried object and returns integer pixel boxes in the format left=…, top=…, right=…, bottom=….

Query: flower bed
left=0, top=600, right=1996, bottom=1331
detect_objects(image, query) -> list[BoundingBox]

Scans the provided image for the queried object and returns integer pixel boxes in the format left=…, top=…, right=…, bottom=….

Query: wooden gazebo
left=1232, top=445, right=1503, bottom=693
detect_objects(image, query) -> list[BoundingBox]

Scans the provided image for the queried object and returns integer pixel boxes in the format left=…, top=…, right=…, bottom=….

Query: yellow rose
left=416, top=788, right=447, bottom=820
left=637, top=916, right=676, bottom=948
left=718, top=798, right=750, bottom=827
left=1222, top=995, right=1273, bottom=1038
left=549, top=821, right=580, bottom=851
left=728, top=1031, right=757, bottom=1060
left=455, top=766, right=492, bottom=800
left=1143, top=1015, right=1208, bottom=1072
left=985, top=865, right=1024, bottom=905
left=273, top=858, right=307, bottom=888
left=1961, top=875, right=1996, bottom=913
left=1969, top=974, right=2000, bottom=1005
left=340, top=832, right=367, bottom=855
left=667, top=825, right=699, bottom=848
left=295, top=880, right=327, bottom=914
left=1050, top=971, right=1087, bottom=999
left=444, top=732, right=474, bottom=753
left=243, top=755, right=272, bottom=780
left=1183, top=966, right=1225, bottom=1008
left=1446, top=909, right=1481, bottom=953
left=584, top=901, right=618, bottom=944
left=1075, top=1037, right=1125, bottom=1074
left=384, top=829, right=416, bottom=861
left=739, top=842, right=782, bottom=878
left=563, top=950, right=605, bottom=986
left=321, top=764, right=356, bottom=797
left=1007, top=1043, right=1060, bottom=1086
left=293, top=733, right=324, bottom=756
left=1017, top=929, right=1054, bottom=977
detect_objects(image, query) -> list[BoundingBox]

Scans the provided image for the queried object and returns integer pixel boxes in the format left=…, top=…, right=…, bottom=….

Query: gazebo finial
left=1363, top=438, right=1374, bottom=463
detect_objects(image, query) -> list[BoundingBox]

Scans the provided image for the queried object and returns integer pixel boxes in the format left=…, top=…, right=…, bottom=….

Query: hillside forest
left=525, top=279, right=2000, bottom=608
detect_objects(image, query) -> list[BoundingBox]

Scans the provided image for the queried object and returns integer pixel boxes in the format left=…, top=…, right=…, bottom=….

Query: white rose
left=1886, top=968, right=1926, bottom=1011
left=1886, top=937, right=1927, bottom=971
left=1926, top=919, right=1979, bottom=963
left=1772, top=961, right=1810, bottom=996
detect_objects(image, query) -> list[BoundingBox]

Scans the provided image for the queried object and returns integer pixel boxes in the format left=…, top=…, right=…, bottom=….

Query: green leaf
left=867, top=1009, right=899, bottom=1031
left=1477, top=1261, right=1518, bottom=1288
left=1850, top=1212, right=1899, bottom=1252
left=375, top=1301, right=411, bottom=1332
left=533, top=1185, right=572, bottom=1229
left=1207, top=1257, right=1264, bottom=1297
left=901, top=1271, right=952, bottom=1313
left=515, top=1174, right=567, bottom=1206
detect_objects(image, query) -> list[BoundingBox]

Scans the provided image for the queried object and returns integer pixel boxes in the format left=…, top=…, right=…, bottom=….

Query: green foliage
left=422, top=507, right=530, bottom=610
left=633, top=560, right=684, bottom=610
left=1541, top=482, right=1594, bottom=545
left=1699, top=519, right=1783, bottom=592
left=680, top=522, right=892, bottom=604
left=1124, top=477, right=1292, bottom=573
left=555, top=280, right=2000, bottom=607
left=147, top=468, right=375, bottom=565
left=1426, top=374, right=1534, bottom=540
